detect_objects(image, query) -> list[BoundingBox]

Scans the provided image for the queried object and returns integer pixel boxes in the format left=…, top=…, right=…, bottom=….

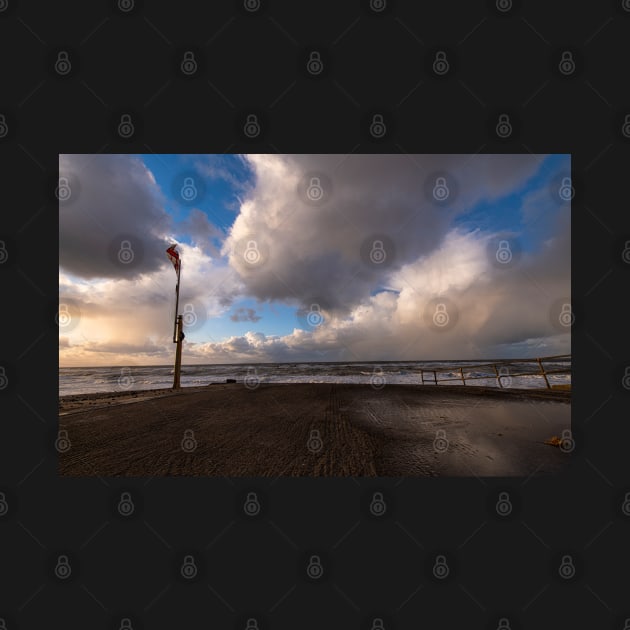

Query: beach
left=59, top=383, right=571, bottom=477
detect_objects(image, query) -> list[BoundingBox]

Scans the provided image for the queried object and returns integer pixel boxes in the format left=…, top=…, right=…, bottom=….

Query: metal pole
left=173, top=315, right=183, bottom=389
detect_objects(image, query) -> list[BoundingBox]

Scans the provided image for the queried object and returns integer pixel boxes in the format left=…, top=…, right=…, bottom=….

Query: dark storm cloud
left=59, top=154, right=172, bottom=279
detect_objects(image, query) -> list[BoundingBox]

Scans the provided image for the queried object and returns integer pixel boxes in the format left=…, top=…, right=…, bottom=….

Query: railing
left=419, top=355, right=571, bottom=389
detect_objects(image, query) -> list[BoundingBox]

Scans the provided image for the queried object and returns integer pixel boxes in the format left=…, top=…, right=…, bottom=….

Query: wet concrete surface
left=59, top=383, right=571, bottom=477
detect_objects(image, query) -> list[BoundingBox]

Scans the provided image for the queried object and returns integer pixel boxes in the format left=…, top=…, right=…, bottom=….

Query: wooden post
left=537, top=357, right=550, bottom=389
left=433, top=370, right=438, bottom=385
left=173, top=315, right=183, bottom=389
left=494, top=363, right=502, bottom=388
left=460, top=366, right=465, bottom=385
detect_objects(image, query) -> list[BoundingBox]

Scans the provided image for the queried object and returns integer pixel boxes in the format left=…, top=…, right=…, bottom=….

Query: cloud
left=83, top=339, right=165, bottom=354
left=176, top=208, right=226, bottom=258
left=59, top=154, right=172, bottom=280
left=60, top=153, right=570, bottom=366
left=229, top=307, right=261, bottom=322
left=223, top=154, right=547, bottom=314
left=184, top=222, right=570, bottom=363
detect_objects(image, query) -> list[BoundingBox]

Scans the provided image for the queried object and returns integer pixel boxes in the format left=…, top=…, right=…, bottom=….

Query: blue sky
left=59, top=153, right=571, bottom=366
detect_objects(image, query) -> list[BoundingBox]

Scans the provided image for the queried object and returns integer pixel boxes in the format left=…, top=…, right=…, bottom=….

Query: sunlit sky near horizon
left=59, top=153, right=571, bottom=367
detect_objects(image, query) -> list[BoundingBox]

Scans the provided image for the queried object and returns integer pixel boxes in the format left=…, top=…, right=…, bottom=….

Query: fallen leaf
left=544, top=436, right=562, bottom=447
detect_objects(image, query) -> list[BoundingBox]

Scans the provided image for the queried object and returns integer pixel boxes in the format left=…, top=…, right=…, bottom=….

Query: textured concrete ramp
left=59, top=384, right=570, bottom=477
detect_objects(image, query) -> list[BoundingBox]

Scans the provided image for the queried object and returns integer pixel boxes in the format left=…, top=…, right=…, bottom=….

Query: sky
left=58, top=153, right=571, bottom=367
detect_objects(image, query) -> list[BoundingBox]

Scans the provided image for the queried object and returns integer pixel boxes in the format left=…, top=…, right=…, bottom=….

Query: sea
left=59, top=359, right=571, bottom=396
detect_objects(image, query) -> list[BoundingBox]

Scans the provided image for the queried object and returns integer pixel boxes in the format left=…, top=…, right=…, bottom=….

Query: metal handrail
left=419, top=355, right=571, bottom=389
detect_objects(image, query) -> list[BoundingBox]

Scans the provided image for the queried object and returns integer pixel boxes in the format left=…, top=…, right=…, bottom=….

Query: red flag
left=166, top=244, right=180, bottom=274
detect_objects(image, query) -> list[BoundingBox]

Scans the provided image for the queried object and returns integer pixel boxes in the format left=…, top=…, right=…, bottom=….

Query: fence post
left=433, top=370, right=438, bottom=385
left=537, top=357, right=551, bottom=389
left=460, top=366, right=465, bottom=385
left=493, top=363, right=502, bottom=388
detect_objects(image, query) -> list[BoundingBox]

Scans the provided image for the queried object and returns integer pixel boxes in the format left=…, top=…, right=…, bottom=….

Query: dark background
left=1, top=0, right=630, bottom=628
